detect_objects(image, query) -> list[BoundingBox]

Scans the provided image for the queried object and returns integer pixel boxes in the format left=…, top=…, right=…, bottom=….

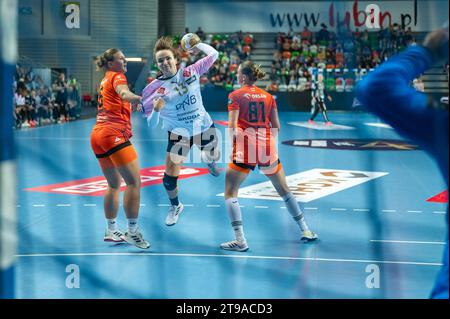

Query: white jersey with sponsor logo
left=142, top=43, right=218, bottom=137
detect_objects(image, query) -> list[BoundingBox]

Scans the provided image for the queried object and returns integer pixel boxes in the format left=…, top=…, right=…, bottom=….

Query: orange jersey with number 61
left=227, top=85, right=277, bottom=130
left=228, top=85, right=278, bottom=166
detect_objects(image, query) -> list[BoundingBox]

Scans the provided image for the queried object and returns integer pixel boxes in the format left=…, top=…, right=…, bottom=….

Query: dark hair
left=153, top=36, right=178, bottom=61
left=240, top=61, right=266, bottom=82
left=95, top=48, right=120, bottom=71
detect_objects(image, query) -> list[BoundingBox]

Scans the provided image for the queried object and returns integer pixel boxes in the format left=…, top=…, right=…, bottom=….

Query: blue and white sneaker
left=301, top=230, right=318, bottom=242
left=220, top=240, right=249, bottom=252
left=104, top=229, right=125, bottom=243
left=122, top=229, right=150, bottom=249
left=166, top=203, right=184, bottom=226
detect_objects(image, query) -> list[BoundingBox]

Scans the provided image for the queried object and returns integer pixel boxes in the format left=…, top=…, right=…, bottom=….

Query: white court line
left=254, top=206, right=269, bottom=209
left=331, top=208, right=347, bottom=211
left=14, top=252, right=442, bottom=267
left=56, top=204, right=71, bottom=207
left=433, top=211, right=446, bottom=214
left=382, top=210, right=397, bottom=213
left=280, top=206, right=286, bottom=209
left=32, top=204, right=45, bottom=207
left=184, top=204, right=194, bottom=207
left=157, top=204, right=170, bottom=207
left=406, top=210, right=422, bottom=213
left=239, top=205, right=245, bottom=208
left=353, top=208, right=370, bottom=212
left=206, top=205, right=221, bottom=208
left=140, top=204, right=146, bottom=207
left=16, top=205, right=21, bottom=208
left=371, top=240, right=446, bottom=245
left=83, top=204, right=97, bottom=207
left=304, top=207, right=318, bottom=210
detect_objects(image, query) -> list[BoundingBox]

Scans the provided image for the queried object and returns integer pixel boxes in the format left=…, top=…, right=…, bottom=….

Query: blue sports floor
left=14, top=111, right=447, bottom=299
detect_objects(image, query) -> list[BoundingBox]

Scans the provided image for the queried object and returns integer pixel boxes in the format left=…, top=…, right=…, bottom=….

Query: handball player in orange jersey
left=91, top=48, right=150, bottom=249
left=221, top=61, right=318, bottom=252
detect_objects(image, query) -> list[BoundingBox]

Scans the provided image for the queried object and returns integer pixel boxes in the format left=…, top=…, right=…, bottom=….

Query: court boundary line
left=14, top=252, right=443, bottom=266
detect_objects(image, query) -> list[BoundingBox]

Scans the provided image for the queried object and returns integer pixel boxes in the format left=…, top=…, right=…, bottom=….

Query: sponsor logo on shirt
left=183, top=69, right=191, bottom=78
left=243, top=93, right=267, bottom=99
left=185, top=75, right=197, bottom=85
left=175, top=94, right=197, bottom=111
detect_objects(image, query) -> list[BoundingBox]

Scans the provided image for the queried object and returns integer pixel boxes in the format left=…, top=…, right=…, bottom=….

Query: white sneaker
left=220, top=240, right=249, bottom=252
left=104, top=229, right=125, bottom=242
left=165, top=203, right=184, bottom=226
left=206, top=160, right=220, bottom=177
left=122, top=230, right=150, bottom=249
left=301, top=230, right=318, bottom=242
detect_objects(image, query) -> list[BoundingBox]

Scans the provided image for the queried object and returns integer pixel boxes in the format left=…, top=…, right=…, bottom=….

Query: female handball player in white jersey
left=142, top=34, right=220, bottom=226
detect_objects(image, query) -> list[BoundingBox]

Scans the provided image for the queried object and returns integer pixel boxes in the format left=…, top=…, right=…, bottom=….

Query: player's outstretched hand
left=153, top=97, right=165, bottom=112
left=131, top=97, right=142, bottom=111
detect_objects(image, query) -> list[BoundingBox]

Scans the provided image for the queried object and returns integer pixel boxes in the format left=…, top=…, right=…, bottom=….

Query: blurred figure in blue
left=357, top=28, right=449, bottom=299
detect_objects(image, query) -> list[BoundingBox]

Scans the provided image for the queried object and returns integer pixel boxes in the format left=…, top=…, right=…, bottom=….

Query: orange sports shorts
left=90, top=126, right=137, bottom=170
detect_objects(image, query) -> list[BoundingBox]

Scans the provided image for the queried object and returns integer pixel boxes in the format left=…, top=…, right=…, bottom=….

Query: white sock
left=282, top=193, right=309, bottom=232
left=127, top=218, right=138, bottom=233
left=106, top=218, right=118, bottom=231
left=225, top=198, right=246, bottom=243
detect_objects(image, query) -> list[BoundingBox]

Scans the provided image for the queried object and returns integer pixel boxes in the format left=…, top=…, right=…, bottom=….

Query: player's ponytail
left=96, top=48, right=120, bottom=71
left=240, top=61, right=266, bottom=82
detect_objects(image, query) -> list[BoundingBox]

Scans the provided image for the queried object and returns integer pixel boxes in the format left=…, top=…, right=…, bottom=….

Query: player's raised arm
left=181, top=33, right=219, bottom=75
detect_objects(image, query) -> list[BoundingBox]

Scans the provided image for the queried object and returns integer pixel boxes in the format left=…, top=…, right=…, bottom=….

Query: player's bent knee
left=163, top=173, right=178, bottom=191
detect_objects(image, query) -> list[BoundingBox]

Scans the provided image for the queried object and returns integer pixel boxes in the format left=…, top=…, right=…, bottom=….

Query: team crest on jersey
left=228, top=98, right=233, bottom=105
left=157, top=87, right=166, bottom=94
left=183, top=69, right=191, bottom=78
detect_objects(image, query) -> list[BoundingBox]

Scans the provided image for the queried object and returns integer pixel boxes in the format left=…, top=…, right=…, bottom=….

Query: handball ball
left=181, top=33, right=201, bottom=51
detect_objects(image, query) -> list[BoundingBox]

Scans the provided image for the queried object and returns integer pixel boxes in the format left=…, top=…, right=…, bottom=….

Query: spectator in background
left=53, top=73, right=69, bottom=122
left=301, top=26, right=312, bottom=43
left=67, top=85, right=81, bottom=120
left=37, top=87, right=52, bottom=124
left=14, top=87, right=26, bottom=129
left=266, top=79, right=278, bottom=92
left=196, top=26, right=205, bottom=40
left=68, top=74, right=80, bottom=91
left=24, top=90, right=38, bottom=127
left=317, top=23, right=329, bottom=44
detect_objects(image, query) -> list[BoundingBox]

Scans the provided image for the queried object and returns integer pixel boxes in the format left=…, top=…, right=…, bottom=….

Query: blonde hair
left=95, top=48, right=120, bottom=71
left=240, top=60, right=266, bottom=82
